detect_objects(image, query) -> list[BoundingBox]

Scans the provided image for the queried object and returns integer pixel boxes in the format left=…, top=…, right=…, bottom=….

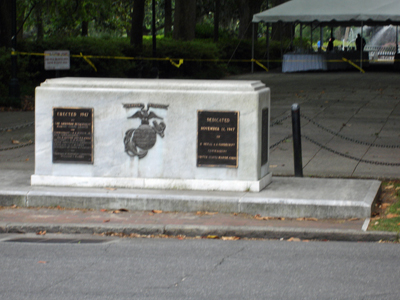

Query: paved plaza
left=229, top=71, right=400, bottom=179
left=0, top=71, right=399, bottom=240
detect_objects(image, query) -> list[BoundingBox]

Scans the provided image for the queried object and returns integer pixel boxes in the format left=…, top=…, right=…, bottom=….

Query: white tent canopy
left=252, top=0, right=400, bottom=25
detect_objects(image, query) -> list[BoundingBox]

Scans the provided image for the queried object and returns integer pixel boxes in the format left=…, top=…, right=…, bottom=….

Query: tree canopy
left=0, top=0, right=290, bottom=48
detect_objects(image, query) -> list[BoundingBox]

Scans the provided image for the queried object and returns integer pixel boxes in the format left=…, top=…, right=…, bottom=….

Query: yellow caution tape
left=251, top=59, right=269, bottom=72
left=10, top=50, right=371, bottom=73
left=80, top=52, right=97, bottom=72
left=342, top=57, right=365, bottom=73
left=168, top=58, right=184, bottom=68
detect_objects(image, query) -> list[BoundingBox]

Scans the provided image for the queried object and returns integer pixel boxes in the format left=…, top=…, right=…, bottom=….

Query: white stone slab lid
left=39, top=77, right=267, bottom=92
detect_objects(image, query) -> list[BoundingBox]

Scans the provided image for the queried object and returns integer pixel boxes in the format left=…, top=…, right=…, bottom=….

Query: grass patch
left=369, top=181, right=400, bottom=232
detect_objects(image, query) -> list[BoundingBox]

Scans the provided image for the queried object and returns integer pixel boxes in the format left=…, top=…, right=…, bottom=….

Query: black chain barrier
left=303, top=135, right=400, bottom=167
left=270, top=134, right=292, bottom=150
left=0, top=122, right=34, bottom=132
left=0, top=114, right=399, bottom=167
left=270, top=113, right=400, bottom=166
left=270, top=115, right=291, bottom=127
left=0, top=121, right=35, bottom=152
left=0, top=141, right=34, bottom=152
left=300, top=113, right=400, bottom=149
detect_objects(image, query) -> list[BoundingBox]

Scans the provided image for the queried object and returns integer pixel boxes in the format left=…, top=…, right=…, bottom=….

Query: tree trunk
left=214, top=0, right=220, bottom=42
left=130, top=0, right=146, bottom=51
left=173, top=0, right=196, bottom=41
left=17, top=4, right=24, bottom=41
left=35, top=0, right=43, bottom=41
left=236, top=0, right=263, bottom=40
left=82, top=21, right=89, bottom=36
left=164, top=0, right=172, bottom=36
left=0, top=0, right=12, bottom=47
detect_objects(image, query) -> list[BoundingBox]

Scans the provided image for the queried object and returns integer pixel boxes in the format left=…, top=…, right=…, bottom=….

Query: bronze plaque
left=197, top=110, right=239, bottom=168
left=261, top=108, right=269, bottom=165
left=53, top=107, right=93, bottom=164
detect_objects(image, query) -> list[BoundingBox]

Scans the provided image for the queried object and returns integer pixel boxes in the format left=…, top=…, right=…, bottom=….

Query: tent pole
left=267, top=23, right=270, bottom=69
left=310, top=23, right=313, bottom=52
left=290, top=23, right=294, bottom=51
left=360, top=22, right=363, bottom=72
left=280, top=22, right=283, bottom=60
left=300, top=23, right=303, bottom=51
left=252, top=22, right=255, bottom=73
left=319, top=26, right=323, bottom=53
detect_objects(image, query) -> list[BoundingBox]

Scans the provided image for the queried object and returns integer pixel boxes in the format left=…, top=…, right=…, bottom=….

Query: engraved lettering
left=206, top=117, right=230, bottom=123
left=53, top=108, right=93, bottom=164
left=197, top=111, right=239, bottom=168
left=200, top=126, right=220, bottom=131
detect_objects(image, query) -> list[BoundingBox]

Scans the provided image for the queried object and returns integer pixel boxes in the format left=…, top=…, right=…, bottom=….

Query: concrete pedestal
left=31, top=78, right=271, bottom=192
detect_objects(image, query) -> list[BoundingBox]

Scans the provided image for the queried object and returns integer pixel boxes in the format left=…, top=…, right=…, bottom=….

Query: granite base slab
left=31, top=172, right=272, bottom=193
left=3, top=171, right=381, bottom=219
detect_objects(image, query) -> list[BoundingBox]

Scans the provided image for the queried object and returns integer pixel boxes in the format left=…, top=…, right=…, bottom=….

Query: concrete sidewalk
left=0, top=206, right=397, bottom=242
left=0, top=72, right=399, bottom=241
left=229, top=71, right=400, bottom=179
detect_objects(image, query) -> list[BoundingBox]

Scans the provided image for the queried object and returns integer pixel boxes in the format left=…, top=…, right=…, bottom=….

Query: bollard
left=291, top=103, right=303, bottom=177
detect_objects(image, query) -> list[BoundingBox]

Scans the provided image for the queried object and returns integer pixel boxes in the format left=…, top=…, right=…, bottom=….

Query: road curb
left=0, top=222, right=397, bottom=242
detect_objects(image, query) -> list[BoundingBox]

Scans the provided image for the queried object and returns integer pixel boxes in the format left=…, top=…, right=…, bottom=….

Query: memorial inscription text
left=197, top=110, right=239, bottom=168
left=53, top=107, right=93, bottom=163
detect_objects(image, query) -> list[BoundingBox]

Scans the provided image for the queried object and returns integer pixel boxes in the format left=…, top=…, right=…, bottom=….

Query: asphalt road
left=0, top=234, right=399, bottom=300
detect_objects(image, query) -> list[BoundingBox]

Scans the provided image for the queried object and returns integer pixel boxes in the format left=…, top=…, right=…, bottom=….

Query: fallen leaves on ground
left=254, top=214, right=285, bottom=221
left=296, top=217, right=319, bottom=221
left=36, top=231, right=46, bottom=235
left=206, top=235, right=219, bottom=239
left=103, top=219, right=110, bottom=223
left=196, top=211, right=218, bottom=216
left=97, top=232, right=193, bottom=240
left=386, top=213, right=399, bottom=219
left=11, top=139, right=20, bottom=144
left=151, top=210, right=163, bottom=214
left=37, top=261, right=47, bottom=264
left=287, top=237, right=301, bottom=242
left=221, top=236, right=240, bottom=241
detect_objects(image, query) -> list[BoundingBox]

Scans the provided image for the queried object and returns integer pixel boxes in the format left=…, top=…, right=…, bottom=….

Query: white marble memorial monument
left=31, top=78, right=271, bottom=192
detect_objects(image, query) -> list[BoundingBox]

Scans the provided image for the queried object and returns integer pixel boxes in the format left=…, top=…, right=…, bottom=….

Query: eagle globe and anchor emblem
left=123, top=103, right=169, bottom=159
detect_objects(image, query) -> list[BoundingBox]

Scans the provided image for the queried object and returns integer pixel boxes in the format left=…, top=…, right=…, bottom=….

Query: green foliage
left=20, top=0, right=130, bottom=39
left=1, top=34, right=274, bottom=98
left=369, top=181, right=400, bottom=233
left=195, top=23, right=231, bottom=40
left=11, top=37, right=138, bottom=93
left=292, top=37, right=311, bottom=51
left=0, top=48, right=11, bottom=99
left=143, top=38, right=225, bottom=78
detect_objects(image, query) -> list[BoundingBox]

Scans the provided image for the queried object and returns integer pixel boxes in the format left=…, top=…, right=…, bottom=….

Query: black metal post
left=152, top=0, right=156, bottom=57
left=9, top=0, right=20, bottom=102
left=150, top=0, right=158, bottom=78
left=291, top=103, right=303, bottom=177
left=251, top=23, right=255, bottom=73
